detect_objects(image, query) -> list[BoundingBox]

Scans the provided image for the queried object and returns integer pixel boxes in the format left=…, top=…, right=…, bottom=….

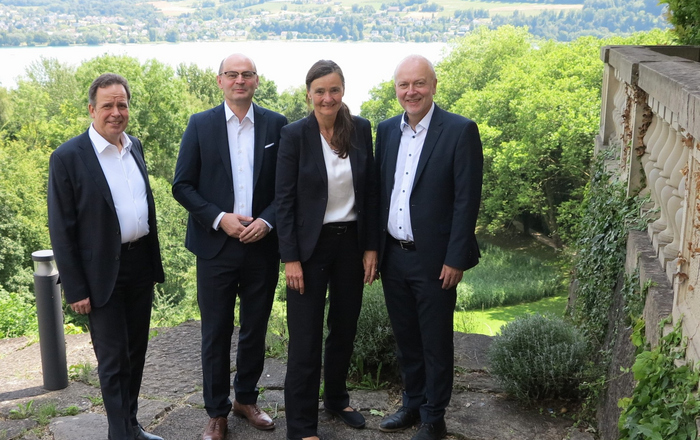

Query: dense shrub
left=0, top=289, right=38, bottom=338
left=349, top=282, right=398, bottom=382
left=488, top=314, right=588, bottom=401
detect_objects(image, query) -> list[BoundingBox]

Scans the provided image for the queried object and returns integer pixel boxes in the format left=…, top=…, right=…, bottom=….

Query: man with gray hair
left=173, top=53, right=287, bottom=440
left=48, top=73, right=164, bottom=440
left=375, top=55, right=483, bottom=440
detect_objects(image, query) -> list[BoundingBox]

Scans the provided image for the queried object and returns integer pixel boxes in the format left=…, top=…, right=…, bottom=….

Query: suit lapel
left=349, top=130, right=360, bottom=192
left=413, top=106, right=443, bottom=189
left=252, top=103, right=267, bottom=189
left=129, top=137, right=156, bottom=211
left=76, top=131, right=117, bottom=216
left=306, top=114, right=328, bottom=188
left=384, top=119, right=402, bottom=201
left=213, top=103, right=234, bottom=188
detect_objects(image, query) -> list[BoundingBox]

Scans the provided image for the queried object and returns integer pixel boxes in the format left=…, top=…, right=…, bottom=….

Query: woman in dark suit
left=276, top=60, right=378, bottom=440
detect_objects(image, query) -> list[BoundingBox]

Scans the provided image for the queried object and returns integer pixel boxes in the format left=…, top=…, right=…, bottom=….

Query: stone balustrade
left=598, top=45, right=700, bottom=358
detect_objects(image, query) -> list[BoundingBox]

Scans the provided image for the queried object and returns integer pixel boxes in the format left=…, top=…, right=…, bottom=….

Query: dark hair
left=88, top=73, right=131, bottom=107
left=305, top=60, right=354, bottom=159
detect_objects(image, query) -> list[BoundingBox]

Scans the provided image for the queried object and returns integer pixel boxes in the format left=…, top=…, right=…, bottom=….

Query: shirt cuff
left=213, top=212, right=225, bottom=230
left=260, top=218, right=273, bottom=231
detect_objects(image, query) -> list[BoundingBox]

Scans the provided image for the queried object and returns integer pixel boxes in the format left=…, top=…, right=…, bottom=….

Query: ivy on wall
left=619, top=319, right=700, bottom=440
left=570, top=159, right=647, bottom=346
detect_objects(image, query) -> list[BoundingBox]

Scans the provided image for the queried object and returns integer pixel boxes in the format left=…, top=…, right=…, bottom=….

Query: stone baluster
left=609, top=74, right=626, bottom=149
left=663, top=172, right=688, bottom=280
left=646, top=117, right=674, bottom=239
left=659, top=136, right=689, bottom=266
left=650, top=126, right=681, bottom=252
left=640, top=113, right=660, bottom=201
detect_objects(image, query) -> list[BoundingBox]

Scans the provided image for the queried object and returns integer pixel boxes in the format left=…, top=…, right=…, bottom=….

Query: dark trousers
left=88, top=241, right=154, bottom=440
left=284, top=223, right=364, bottom=439
left=197, top=237, right=278, bottom=417
left=381, top=238, right=456, bottom=424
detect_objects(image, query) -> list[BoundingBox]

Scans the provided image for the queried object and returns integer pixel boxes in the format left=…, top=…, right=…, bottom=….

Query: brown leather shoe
left=202, top=417, right=227, bottom=440
left=233, top=399, right=275, bottom=430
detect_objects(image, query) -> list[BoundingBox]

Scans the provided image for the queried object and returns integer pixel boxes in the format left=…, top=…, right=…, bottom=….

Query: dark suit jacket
left=375, top=105, right=483, bottom=278
left=172, top=102, right=288, bottom=260
left=47, top=130, right=165, bottom=308
left=276, top=113, right=378, bottom=263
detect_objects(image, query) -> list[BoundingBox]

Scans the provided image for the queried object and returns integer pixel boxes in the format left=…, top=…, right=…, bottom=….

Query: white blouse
left=320, top=134, right=357, bottom=224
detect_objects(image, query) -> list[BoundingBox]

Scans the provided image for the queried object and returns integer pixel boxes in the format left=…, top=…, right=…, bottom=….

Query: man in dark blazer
left=375, top=55, right=483, bottom=440
left=48, top=73, right=164, bottom=440
left=172, top=53, right=287, bottom=440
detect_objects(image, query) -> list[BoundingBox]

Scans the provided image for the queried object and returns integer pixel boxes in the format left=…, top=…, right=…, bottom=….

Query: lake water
left=0, top=41, right=449, bottom=113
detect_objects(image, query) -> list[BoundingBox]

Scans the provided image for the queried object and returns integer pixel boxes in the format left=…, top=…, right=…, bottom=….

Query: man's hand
left=285, top=261, right=305, bottom=294
left=70, top=297, right=91, bottom=315
left=219, top=213, right=254, bottom=238
left=439, top=264, right=464, bottom=290
left=363, top=250, right=378, bottom=285
left=239, top=218, right=270, bottom=244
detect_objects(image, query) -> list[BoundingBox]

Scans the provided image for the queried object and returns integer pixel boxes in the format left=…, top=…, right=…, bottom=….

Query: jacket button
left=115, top=256, right=120, bottom=261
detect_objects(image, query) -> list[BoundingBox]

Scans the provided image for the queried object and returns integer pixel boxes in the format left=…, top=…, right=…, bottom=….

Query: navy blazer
left=375, top=105, right=483, bottom=278
left=172, top=102, right=288, bottom=260
left=47, top=130, right=165, bottom=308
left=276, top=113, right=378, bottom=263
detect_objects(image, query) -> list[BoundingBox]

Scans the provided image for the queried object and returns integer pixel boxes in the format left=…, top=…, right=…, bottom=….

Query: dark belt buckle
left=334, top=225, right=348, bottom=235
left=398, top=240, right=415, bottom=251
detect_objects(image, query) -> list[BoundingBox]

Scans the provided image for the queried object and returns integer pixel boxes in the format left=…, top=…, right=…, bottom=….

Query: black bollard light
left=32, top=250, right=68, bottom=390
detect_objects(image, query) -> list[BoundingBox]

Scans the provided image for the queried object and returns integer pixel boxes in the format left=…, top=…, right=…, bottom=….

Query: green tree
left=177, top=63, right=222, bottom=109
left=254, top=74, right=279, bottom=109
left=273, top=85, right=309, bottom=123
left=359, top=80, right=402, bottom=133
left=659, top=0, right=700, bottom=44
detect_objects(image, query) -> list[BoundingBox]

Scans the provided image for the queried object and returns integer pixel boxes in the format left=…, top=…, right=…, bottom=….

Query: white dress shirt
left=387, top=103, right=435, bottom=241
left=89, top=124, right=149, bottom=244
left=213, top=102, right=258, bottom=229
left=320, top=134, right=357, bottom=224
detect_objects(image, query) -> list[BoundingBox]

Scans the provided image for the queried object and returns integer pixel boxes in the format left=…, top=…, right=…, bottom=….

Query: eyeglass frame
left=219, top=70, right=257, bottom=80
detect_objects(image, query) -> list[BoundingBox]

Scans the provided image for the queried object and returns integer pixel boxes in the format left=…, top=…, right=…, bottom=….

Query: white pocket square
left=264, top=143, right=275, bottom=149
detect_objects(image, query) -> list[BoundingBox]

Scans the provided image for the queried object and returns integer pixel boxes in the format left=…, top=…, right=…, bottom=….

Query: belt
left=121, top=236, right=146, bottom=251
left=321, top=221, right=356, bottom=235
left=388, top=235, right=416, bottom=251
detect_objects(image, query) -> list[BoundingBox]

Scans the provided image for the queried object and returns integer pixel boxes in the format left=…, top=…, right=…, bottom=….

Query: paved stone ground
left=0, top=321, right=593, bottom=440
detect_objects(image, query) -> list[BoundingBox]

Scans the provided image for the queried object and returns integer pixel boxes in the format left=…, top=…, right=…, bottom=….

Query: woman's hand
left=285, top=261, right=305, bottom=294
left=362, top=250, right=378, bottom=285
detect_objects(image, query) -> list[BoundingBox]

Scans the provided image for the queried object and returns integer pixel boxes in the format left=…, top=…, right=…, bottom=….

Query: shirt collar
left=224, top=101, right=255, bottom=124
left=400, top=102, right=436, bottom=133
left=89, top=124, right=132, bottom=154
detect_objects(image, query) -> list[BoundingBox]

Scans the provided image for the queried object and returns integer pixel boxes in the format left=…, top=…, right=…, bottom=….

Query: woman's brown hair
left=305, top=60, right=354, bottom=158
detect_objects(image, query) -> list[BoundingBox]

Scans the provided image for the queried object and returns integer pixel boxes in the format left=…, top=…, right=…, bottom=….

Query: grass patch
left=456, top=234, right=566, bottom=311
left=456, top=295, right=568, bottom=335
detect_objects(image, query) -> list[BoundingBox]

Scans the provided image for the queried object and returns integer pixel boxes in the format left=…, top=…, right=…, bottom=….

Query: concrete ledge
left=602, top=46, right=700, bottom=85
left=626, top=230, right=673, bottom=348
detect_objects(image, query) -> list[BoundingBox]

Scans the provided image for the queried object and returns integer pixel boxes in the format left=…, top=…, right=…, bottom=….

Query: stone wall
left=595, top=45, right=700, bottom=439
left=599, top=44, right=700, bottom=356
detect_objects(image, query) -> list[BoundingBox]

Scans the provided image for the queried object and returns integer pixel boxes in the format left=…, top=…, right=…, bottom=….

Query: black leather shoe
left=133, top=424, right=163, bottom=440
left=379, top=407, right=420, bottom=432
left=411, top=420, right=447, bottom=440
left=324, top=406, right=365, bottom=429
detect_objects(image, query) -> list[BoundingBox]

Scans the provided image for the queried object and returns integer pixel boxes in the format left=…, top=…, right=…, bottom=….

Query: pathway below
left=0, top=321, right=592, bottom=440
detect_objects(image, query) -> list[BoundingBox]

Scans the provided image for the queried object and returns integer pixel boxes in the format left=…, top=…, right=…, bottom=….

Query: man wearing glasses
left=173, top=53, right=287, bottom=440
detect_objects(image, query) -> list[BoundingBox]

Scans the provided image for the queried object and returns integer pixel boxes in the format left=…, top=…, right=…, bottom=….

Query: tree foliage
left=659, top=0, right=700, bottom=44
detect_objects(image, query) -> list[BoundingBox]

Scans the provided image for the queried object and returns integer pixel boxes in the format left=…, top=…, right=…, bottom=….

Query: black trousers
left=88, top=241, right=154, bottom=440
left=284, top=223, right=364, bottom=439
left=197, top=237, right=278, bottom=417
left=381, top=238, right=456, bottom=424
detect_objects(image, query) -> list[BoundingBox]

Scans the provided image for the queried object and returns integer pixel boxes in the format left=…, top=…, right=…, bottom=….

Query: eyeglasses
left=219, top=71, right=257, bottom=80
